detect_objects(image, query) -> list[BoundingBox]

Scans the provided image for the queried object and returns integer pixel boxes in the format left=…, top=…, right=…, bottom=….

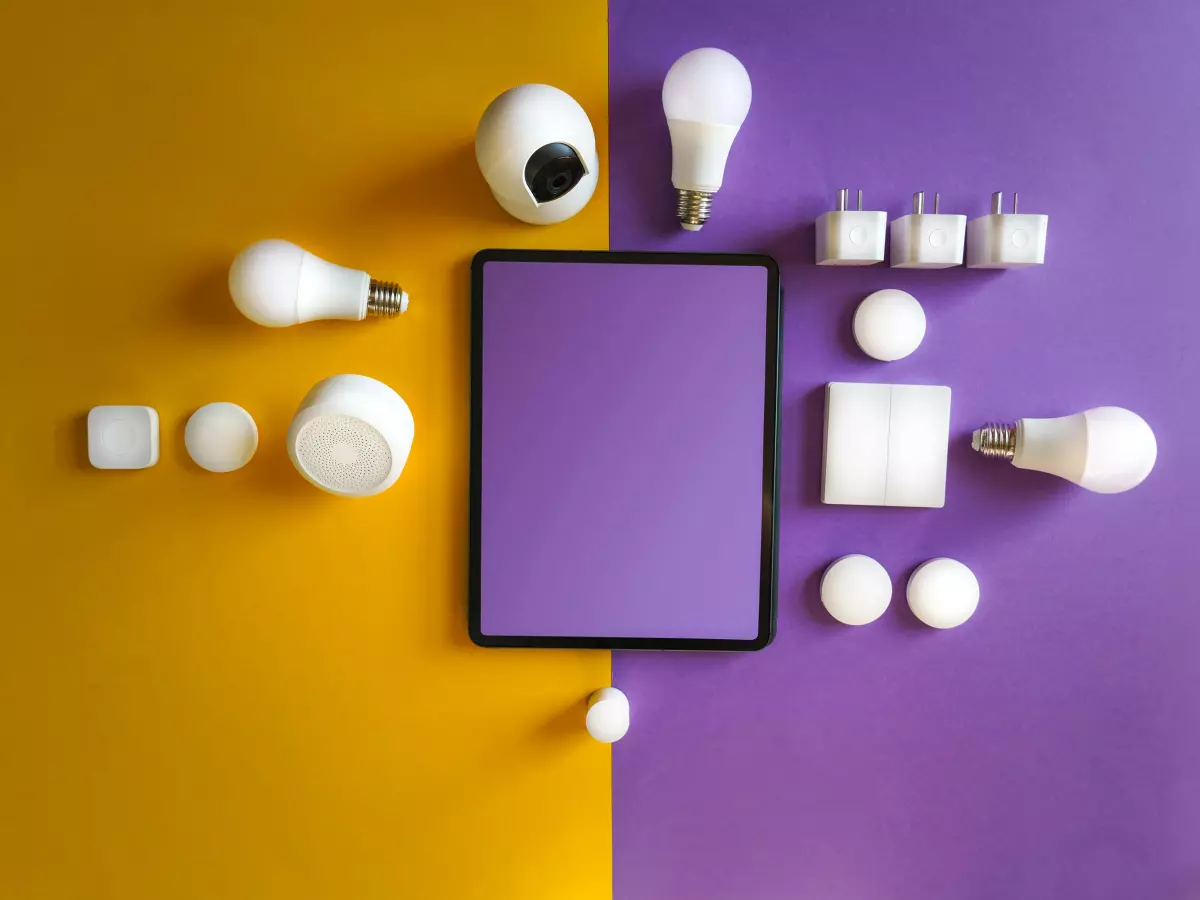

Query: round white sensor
left=185, top=402, right=259, bottom=473
left=907, top=558, right=980, bottom=629
left=820, top=554, right=892, bottom=625
left=586, top=687, right=630, bottom=743
left=853, top=289, right=926, bottom=361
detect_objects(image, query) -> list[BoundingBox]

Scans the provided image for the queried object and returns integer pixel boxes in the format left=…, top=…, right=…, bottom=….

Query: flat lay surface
left=609, top=0, right=1200, bottom=897
left=2, top=0, right=1198, bottom=896
left=0, top=3, right=609, bottom=897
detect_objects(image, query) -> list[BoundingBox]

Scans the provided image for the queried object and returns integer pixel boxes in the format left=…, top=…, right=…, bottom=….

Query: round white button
left=853, top=289, right=926, bottom=362
left=928, top=229, right=948, bottom=248
left=848, top=224, right=867, bottom=245
left=103, top=419, right=137, bottom=454
left=907, top=558, right=979, bottom=629
left=185, top=402, right=259, bottom=473
left=586, top=687, right=630, bottom=743
left=820, top=555, right=892, bottom=625
left=1011, top=229, right=1030, bottom=248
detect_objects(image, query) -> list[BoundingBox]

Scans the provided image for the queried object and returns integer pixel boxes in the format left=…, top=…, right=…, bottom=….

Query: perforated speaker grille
left=294, top=414, right=393, bottom=494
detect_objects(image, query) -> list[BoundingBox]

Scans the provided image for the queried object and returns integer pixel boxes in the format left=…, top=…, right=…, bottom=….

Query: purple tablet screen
left=478, top=259, right=772, bottom=641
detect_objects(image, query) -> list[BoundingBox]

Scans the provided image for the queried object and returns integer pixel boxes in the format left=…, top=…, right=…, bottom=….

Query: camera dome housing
left=475, top=84, right=598, bottom=225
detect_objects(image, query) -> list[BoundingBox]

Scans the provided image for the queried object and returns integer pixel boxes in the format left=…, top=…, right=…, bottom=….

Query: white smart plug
left=890, top=191, right=966, bottom=268
left=967, top=191, right=1048, bottom=268
left=816, top=189, right=886, bottom=266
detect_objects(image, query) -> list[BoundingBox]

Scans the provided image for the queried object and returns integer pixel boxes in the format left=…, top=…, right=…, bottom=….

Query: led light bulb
left=662, top=47, right=752, bottom=232
left=971, top=406, right=1156, bottom=493
left=229, top=239, right=408, bottom=327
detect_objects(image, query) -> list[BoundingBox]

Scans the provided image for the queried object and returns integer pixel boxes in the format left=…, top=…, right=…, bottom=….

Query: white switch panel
left=823, top=383, right=890, bottom=505
left=886, top=384, right=951, bottom=507
left=822, top=382, right=951, bottom=508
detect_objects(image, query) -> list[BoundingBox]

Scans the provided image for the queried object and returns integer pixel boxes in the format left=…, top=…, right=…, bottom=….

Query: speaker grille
left=294, top=414, right=393, bottom=495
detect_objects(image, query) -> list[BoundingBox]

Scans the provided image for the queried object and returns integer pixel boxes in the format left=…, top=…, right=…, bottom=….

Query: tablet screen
left=470, top=252, right=779, bottom=649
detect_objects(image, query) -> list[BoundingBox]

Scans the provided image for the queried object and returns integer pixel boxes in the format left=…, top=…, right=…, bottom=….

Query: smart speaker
left=287, top=375, right=415, bottom=497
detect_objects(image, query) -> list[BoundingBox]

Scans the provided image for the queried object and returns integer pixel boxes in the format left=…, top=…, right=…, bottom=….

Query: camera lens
left=525, top=143, right=585, bottom=203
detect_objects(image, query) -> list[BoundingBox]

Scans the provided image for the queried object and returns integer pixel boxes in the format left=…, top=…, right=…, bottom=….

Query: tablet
left=469, top=250, right=781, bottom=651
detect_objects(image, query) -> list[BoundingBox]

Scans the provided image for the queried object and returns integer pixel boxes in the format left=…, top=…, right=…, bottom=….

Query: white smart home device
left=891, top=191, right=966, bottom=268
left=853, top=289, right=926, bottom=361
left=287, top=374, right=415, bottom=497
left=185, top=402, right=259, bottom=472
left=816, top=189, right=886, bottom=266
left=907, top=558, right=980, bottom=629
left=972, top=406, right=1155, bottom=494
left=822, top=382, right=951, bottom=508
left=967, top=191, right=1048, bottom=269
left=662, top=48, right=753, bottom=231
left=586, top=687, right=630, bottom=743
left=87, top=405, right=159, bottom=470
left=475, top=84, right=599, bottom=225
left=820, top=555, right=892, bottom=625
left=229, top=240, right=407, bottom=327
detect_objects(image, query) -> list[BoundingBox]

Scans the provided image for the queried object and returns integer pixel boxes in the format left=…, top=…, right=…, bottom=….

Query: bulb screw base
left=676, top=189, right=713, bottom=231
left=366, top=280, right=408, bottom=318
left=971, top=423, right=1016, bottom=460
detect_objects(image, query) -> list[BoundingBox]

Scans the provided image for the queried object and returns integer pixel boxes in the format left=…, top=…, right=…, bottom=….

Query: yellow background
left=0, top=2, right=610, bottom=897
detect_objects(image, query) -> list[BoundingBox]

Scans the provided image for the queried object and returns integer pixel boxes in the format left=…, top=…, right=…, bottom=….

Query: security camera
left=475, top=84, right=598, bottom=225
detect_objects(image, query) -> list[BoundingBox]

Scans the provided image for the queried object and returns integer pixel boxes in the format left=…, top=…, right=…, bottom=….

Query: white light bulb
left=662, top=47, right=752, bottom=232
left=228, top=239, right=408, bottom=327
left=972, top=406, right=1157, bottom=493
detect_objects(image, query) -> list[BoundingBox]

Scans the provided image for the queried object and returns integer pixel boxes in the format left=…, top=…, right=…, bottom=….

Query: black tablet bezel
left=468, top=249, right=782, bottom=651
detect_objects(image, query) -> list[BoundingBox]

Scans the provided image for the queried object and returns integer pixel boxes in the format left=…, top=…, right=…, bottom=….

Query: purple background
left=609, top=1, right=1200, bottom=898
left=479, top=261, right=769, bottom=639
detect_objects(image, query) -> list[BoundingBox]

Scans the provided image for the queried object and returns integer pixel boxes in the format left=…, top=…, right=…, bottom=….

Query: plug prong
left=856, top=189, right=863, bottom=212
left=991, top=191, right=1003, bottom=215
left=836, top=188, right=848, bottom=212
left=913, top=191, right=924, bottom=215
left=934, top=192, right=941, bottom=214
left=1012, top=192, right=1019, bottom=215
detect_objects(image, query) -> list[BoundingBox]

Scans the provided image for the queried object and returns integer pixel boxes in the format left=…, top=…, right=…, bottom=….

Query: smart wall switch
left=822, top=382, right=951, bottom=508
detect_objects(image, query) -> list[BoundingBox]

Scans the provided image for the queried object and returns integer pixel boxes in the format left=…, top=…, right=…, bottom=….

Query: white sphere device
left=907, top=558, right=980, bottom=629
left=229, top=239, right=408, bottom=327
left=820, top=554, right=892, bottom=625
left=475, top=84, right=599, bottom=225
left=586, top=687, right=630, bottom=743
left=185, top=402, right=258, bottom=472
left=853, top=289, right=926, bottom=361
left=287, top=375, right=415, bottom=497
